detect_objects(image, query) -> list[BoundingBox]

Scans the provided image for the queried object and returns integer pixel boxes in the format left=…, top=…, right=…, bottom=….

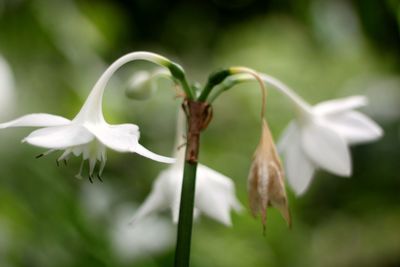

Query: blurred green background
left=0, top=0, right=399, bottom=266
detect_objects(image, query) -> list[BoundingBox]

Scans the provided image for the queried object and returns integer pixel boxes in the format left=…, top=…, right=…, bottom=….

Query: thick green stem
left=174, top=100, right=212, bottom=267
left=174, top=161, right=198, bottom=267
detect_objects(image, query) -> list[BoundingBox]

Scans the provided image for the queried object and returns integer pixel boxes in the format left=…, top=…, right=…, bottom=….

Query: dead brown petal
left=248, top=119, right=291, bottom=231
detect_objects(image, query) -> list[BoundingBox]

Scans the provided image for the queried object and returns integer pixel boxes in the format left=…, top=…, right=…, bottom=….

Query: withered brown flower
left=248, top=119, right=291, bottom=230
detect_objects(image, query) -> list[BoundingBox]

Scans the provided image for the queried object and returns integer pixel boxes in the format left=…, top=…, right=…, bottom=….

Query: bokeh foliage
left=0, top=0, right=399, bottom=266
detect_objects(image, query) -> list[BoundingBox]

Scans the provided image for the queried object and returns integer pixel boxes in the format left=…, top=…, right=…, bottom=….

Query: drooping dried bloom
left=248, top=119, right=291, bottom=230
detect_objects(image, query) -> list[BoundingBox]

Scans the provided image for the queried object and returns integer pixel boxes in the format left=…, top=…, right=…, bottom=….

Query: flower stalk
left=174, top=161, right=197, bottom=267
left=174, top=67, right=267, bottom=266
left=175, top=100, right=212, bottom=267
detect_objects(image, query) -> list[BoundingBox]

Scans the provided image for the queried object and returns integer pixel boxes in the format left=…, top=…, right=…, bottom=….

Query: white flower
left=130, top=162, right=242, bottom=226
left=130, top=111, right=242, bottom=226
left=0, top=52, right=175, bottom=180
left=111, top=205, right=174, bottom=263
left=0, top=55, right=16, bottom=119
left=278, top=95, right=383, bottom=195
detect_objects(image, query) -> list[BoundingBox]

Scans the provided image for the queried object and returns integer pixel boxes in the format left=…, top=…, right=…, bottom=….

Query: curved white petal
left=283, top=136, right=316, bottom=195
left=162, top=168, right=182, bottom=222
left=86, top=122, right=174, bottom=163
left=85, top=123, right=139, bottom=152
left=326, top=111, right=383, bottom=145
left=301, top=120, right=351, bottom=176
left=135, top=144, right=176, bottom=164
left=277, top=122, right=298, bottom=154
left=23, top=124, right=94, bottom=149
left=195, top=165, right=242, bottom=226
left=131, top=168, right=178, bottom=224
left=73, top=88, right=105, bottom=124
left=313, top=96, right=367, bottom=115
left=74, top=52, right=171, bottom=124
left=130, top=188, right=168, bottom=225
left=0, top=113, right=71, bottom=129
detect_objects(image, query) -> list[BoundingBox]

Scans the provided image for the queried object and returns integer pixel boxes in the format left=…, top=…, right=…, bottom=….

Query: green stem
left=208, top=77, right=241, bottom=103
left=208, top=73, right=312, bottom=112
left=168, top=62, right=195, bottom=100
left=174, top=100, right=210, bottom=267
left=198, top=69, right=231, bottom=101
left=174, top=161, right=198, bottom=267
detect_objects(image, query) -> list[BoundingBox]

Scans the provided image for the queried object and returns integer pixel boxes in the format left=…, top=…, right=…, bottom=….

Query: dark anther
left=63, top=160, right=67, bottom=166
left=96, top=174, right=103, bottom=182
left=88, top=175, right=93, bottom=184
left=56, top=160, right=60, bottom=167
left=35, top=153, right=44, bottom=159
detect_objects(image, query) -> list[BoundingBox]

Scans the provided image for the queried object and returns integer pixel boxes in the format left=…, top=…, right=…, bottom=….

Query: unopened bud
left=125, top=71, right=156, bottom=100
left=0, top=55, right=15, bottom=118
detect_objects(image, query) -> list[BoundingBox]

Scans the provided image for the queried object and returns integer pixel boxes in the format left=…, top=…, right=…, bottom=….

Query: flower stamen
left=35, top=149, right=56, bottom=159
left=99, top=153, right=106, bottom=176
left=96, top=173, right=103, bottom=182
left=75, top=160, right=84, bottom=179
left=88, top=174, right=93, bottom=184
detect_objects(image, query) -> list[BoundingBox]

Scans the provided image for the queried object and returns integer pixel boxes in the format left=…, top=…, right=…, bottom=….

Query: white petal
left=73, top=88, right=105, bottom=124
left=164, top=168, right=184, bottom=224
left=195, top=164, right=242, bottom=226
left=277, top=122, right=298, bottom=154
left=283, top=136, right=316, bottom=195
left=0, top=113, right=71, bottom=129
left=135, top=144, right=176, bottom=164
left=86, top=122, right=174, bottom=163
left=326, top=111, right=383, bottom=145
left=313, top=96, right=367, bottom=115
left=85, top=123, right=139, bottom=152
left=130, top=169, right=176, bottom=224
left=130, top=193, right=164, bottom=224
left=130, top=189, right=169, bottom=225
left=23, top=124, right=94, bottom=149
left=301, top=120, right=351, bottom=176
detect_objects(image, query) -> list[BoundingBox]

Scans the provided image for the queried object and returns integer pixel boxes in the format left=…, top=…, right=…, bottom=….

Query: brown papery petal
left=247, top=119, right=291, bottom=232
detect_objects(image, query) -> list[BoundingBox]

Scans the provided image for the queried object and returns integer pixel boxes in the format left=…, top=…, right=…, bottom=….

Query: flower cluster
left=0, top=51, right=383, bottom=231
